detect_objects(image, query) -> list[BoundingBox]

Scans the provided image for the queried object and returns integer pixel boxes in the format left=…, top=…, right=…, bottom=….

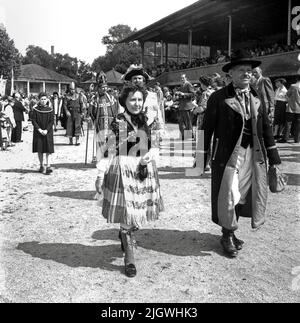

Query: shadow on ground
left=0, top=169, right=40, bottom=174
left=16, top=229, right=222, bottom=273
left=51, top=163, right=95, bottom=170
left=17, top=241, right=123, bottom=273
left=93, top=229, right=221, bottom=257
left=46, top=191, right=95, bottom=201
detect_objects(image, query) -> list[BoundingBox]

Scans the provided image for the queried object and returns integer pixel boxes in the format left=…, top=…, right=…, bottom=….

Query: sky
left=0, top=0, right=197, bottom=64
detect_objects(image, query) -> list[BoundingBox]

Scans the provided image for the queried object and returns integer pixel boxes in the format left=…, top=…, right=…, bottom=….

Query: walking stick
left=85, top=119, right=90, bottom=165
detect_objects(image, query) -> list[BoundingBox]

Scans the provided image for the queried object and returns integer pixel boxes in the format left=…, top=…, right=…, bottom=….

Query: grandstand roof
left=120, top=0, right=289, bottom=47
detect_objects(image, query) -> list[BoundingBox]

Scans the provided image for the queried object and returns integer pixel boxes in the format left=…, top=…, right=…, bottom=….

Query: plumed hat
left=96, top=71, right=108, bottom=87
left=122, top=64, right=152, bottom=82
left=222, top=49, right=261, bottom=73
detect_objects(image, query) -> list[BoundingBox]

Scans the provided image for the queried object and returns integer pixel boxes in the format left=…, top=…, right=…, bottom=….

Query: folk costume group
left=31, top=52, right=282, bottom=278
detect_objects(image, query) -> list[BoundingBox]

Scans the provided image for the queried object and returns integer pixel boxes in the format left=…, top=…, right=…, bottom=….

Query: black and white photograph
left=0, top=0, right=299, bottom=306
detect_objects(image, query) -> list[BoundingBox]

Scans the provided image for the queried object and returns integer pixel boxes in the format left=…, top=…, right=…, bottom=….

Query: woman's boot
left=120, top=228, right=137, bottom=278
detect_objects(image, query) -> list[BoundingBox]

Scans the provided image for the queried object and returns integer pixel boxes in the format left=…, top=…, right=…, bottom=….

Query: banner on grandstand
left=0, top=76, right=6, bottom=96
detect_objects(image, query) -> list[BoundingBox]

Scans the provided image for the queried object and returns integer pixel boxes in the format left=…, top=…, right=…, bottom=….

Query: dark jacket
left=178, top=81, right=195, bottom=111
left=13, top=101, right=26, bottom=122
left=255, top=76, right=275, bottom=113
left=203, top=83, right=281, bottom=231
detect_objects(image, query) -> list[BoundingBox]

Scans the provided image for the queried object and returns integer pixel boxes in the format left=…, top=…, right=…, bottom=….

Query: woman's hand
left=140, top=152, right=152, bottom=165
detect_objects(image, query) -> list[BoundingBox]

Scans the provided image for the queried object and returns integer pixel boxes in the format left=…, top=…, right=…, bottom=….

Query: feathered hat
left=96, top=71, right=108, bottom=87
left=122, top=64, right=152, bottom=82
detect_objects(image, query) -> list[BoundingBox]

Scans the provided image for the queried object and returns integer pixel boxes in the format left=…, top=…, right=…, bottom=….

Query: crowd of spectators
left=147, top=43, right=299, bottom=77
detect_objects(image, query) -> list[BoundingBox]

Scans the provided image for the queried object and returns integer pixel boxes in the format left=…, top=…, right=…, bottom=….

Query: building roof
left=84, top=69, right=123, bottom=85
left=120, top=0, right=288, bottom=47
left=16, top=64, right=75, bottom=83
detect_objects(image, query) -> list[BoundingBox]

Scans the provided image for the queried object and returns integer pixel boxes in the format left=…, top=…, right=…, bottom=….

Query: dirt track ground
left=0, top=123, right=299, bottom=303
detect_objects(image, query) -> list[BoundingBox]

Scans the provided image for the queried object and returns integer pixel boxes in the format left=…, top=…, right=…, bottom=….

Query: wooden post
left=188, top=29, right=193, bottom=64
left=160, top=41, right=164, bottom=65
left=177, top=43, right=180, bottom=64
left=140, top=41, right=145, bottom=66
left=228, top=15, right=232, bottom=57
left=26, top=81, right=29, bottom=97
left=165, top=42, right=169, bottom=66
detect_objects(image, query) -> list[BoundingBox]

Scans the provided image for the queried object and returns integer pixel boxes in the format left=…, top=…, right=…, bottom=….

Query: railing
left=154, top=50, right=300, bottom=86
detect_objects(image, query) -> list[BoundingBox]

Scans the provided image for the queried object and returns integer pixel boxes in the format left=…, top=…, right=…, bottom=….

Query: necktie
left=236, top=88, right=251, bottom=119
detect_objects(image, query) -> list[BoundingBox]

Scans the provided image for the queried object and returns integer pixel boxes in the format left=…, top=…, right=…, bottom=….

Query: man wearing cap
left=89, top=71, right=119, bottom=191
left=202, top=50, right=281, bottom=258
left=63, top=82, right=85, bottom=146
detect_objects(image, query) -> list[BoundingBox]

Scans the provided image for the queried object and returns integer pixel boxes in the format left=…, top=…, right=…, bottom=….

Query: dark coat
left=178, top=82, right=195, bottom=111
left=203, top=83, right=281, bottom=231
left=13, top=101, right=26, bottom=122
left=31, top=104, right=54, bottom=154
left=255, top=76, right=275, bottom=113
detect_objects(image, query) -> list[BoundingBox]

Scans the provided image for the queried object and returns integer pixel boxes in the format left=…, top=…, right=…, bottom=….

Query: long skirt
left=102, top=155, right=164, bottom=228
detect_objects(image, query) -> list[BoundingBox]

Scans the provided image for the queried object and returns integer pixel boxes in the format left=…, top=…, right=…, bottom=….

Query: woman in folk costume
left=122, top=65, right=165, bottom=151
left=31, top=92, right=54, bottom=175
left=97, top=84, right=164, bottom=278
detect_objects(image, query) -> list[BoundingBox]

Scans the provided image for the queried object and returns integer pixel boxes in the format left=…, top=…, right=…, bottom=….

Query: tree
left=22, top=46, right=92, bottom=82
left=92, top=24, right=141, bottom=74
left=23, top=45, right=55, bottom=69
left=77, top=60, right=93, bottom=83
left=102, top=24, right=137, bottom=52
left=0, top=27, right=22, bottom=79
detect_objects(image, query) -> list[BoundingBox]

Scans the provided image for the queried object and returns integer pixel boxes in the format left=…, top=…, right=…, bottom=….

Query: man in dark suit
left=176, top=74, right=195, bottom=139
left=11, top=92, right=26, bottom=143
left=202, top=50, right=281, bottom=258
left=252, top=67, right=275, bottom=125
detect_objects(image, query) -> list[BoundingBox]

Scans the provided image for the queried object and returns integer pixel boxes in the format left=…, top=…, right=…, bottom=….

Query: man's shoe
left=232, top=233, right=244, bottom=250
left=220, top=231, right=238, bottom=258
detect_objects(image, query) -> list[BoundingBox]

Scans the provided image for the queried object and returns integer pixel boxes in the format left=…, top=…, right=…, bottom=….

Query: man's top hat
left=96, top=71, right=108, bottom=87
left=122, top=64, right=152, bottom=82
left=222, top=50, right=261, bottom=73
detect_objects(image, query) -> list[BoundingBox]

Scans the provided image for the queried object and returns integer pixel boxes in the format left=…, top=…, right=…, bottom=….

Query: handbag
left=268, top=166, right=288, bottom=193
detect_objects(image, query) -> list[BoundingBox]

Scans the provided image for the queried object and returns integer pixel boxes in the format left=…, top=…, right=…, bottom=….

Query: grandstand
left=120, top=0, right=300, bottom=86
